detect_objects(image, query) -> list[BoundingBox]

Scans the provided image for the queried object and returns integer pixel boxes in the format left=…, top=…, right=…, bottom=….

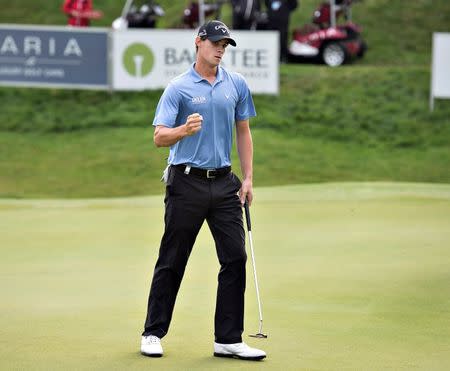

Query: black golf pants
left=142, top=165, right=247, bottom=344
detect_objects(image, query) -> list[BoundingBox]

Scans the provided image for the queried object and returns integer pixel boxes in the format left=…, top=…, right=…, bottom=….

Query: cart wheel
left=321, top=42, right=347, bottom=67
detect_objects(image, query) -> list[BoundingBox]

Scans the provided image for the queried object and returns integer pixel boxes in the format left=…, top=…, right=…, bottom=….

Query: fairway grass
left=1, top=183, right=449, bottom=370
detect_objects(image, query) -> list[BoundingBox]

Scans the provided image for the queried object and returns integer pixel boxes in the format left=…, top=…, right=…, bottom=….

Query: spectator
left=265, top=0, right=298, bottom=62
left=62, top=0, right=103, bottom=27
left=231, top=0, right=261, bottom=30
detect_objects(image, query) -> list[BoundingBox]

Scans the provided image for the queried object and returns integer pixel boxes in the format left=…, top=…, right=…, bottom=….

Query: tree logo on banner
left=123, top=43, right=154, bottom=78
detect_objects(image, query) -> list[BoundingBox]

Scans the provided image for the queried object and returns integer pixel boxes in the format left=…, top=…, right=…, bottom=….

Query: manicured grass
left=1, top=183, right=449, bottom=370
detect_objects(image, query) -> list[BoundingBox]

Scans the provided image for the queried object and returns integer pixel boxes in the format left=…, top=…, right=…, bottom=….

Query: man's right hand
left=154, top=113, right=202, bottom=147
left=185, top=113, right=203, bottom=136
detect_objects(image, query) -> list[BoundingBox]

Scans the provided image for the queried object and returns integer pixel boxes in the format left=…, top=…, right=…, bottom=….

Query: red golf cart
left=288, top=0, right=367, bottom=66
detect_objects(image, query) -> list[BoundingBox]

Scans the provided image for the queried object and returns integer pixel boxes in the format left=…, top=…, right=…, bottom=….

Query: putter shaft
left=244, top=202, right=267, bottom=338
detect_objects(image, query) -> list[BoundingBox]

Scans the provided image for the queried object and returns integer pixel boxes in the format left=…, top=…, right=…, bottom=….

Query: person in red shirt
left=62, top=0, right=103, bottom=27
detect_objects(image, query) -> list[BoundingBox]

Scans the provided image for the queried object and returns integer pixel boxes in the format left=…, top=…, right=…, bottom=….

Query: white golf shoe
left=214, top=342, right=266, bottom=361
left=141, top=335, right=163, bottom=357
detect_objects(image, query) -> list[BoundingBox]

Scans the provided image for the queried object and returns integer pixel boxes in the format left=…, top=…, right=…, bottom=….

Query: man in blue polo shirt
left=140, top=20, right=266, bottom=361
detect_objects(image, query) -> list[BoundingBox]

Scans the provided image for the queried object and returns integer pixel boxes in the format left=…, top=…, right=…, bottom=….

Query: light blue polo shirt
left=153, top=63, right=256, bottom=169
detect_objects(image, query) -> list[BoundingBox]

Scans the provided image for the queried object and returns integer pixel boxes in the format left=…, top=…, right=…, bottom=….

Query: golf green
left=1, top=183, right=449, bottom=370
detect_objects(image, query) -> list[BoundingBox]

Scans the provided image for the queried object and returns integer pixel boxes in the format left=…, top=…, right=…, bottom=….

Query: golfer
left=140, top=20, right=266, bottom=361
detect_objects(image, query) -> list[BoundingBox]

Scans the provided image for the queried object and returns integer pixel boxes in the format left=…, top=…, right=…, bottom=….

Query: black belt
left=174, top=164, right=231, bottom=179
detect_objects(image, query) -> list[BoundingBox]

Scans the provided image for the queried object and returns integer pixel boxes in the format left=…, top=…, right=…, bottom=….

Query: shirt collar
left=190, top=63, right=224, bottom=84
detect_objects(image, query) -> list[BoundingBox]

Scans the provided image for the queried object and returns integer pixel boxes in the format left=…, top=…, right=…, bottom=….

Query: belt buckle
left=206, top=169, right=216, bottom=179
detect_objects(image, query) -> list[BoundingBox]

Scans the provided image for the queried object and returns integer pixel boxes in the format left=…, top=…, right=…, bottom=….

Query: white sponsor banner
left=111, top=29, right=279, bottom=94
left=430, top=33, right=450, bottom=110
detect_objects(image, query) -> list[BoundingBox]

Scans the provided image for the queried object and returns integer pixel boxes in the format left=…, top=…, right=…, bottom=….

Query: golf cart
left=288, top=0, right=367, bottom=66
left=112, top=0, right=165, bottom=30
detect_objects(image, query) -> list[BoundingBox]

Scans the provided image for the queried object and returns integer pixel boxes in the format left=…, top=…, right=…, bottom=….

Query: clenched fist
left=185, top=113, right=203, bottom=136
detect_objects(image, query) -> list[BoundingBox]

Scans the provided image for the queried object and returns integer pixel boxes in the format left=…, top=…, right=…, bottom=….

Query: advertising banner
left=430, top=33, right=450, bottom=111
left=112, top=29, right=279, bottom=94
left=0, top=25, right=108, bottom=89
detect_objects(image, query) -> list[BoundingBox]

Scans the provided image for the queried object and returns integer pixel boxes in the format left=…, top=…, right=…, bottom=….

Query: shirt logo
left=192, top=96, right=207, bottom=104
left=225, top=93, right=230, bottom=99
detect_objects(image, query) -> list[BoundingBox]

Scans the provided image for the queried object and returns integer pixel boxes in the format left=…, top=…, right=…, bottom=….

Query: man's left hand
left=239, top=178, right=253, bottom=206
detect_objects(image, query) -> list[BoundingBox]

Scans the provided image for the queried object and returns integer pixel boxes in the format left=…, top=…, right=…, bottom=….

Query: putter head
left=249, top=333, right=268, bottom=339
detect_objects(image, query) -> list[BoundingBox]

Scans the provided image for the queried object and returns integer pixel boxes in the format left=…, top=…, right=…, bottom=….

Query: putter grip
left=244, top=201, right=252, bottom=231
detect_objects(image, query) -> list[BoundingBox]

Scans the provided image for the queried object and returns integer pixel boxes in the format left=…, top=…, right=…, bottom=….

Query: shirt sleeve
left=235, top=74, right=257, bottom=122
left=152, top=82, right=180, bottom=128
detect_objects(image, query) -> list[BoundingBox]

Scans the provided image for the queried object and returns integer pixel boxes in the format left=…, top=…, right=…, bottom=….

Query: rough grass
left=2, top=66, right=449, bottom=149
left=1, top=128, right=449, bottom=198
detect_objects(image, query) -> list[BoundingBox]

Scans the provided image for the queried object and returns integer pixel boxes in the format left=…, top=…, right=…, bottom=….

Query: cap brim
left=208, top=35, right=237, bottom=47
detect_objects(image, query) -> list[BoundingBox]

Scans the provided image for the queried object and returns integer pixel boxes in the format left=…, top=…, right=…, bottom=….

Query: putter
left=244, top=200, right=268, bottom=339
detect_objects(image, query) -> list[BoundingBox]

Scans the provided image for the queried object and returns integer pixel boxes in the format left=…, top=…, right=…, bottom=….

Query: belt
left=174, top=164, right=231, bottom=179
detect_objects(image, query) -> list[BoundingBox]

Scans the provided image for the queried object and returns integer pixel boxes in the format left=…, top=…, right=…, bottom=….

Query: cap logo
left=197, top=22, right=236, bottom=46
left=215, top=25, right=229, bottom=34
